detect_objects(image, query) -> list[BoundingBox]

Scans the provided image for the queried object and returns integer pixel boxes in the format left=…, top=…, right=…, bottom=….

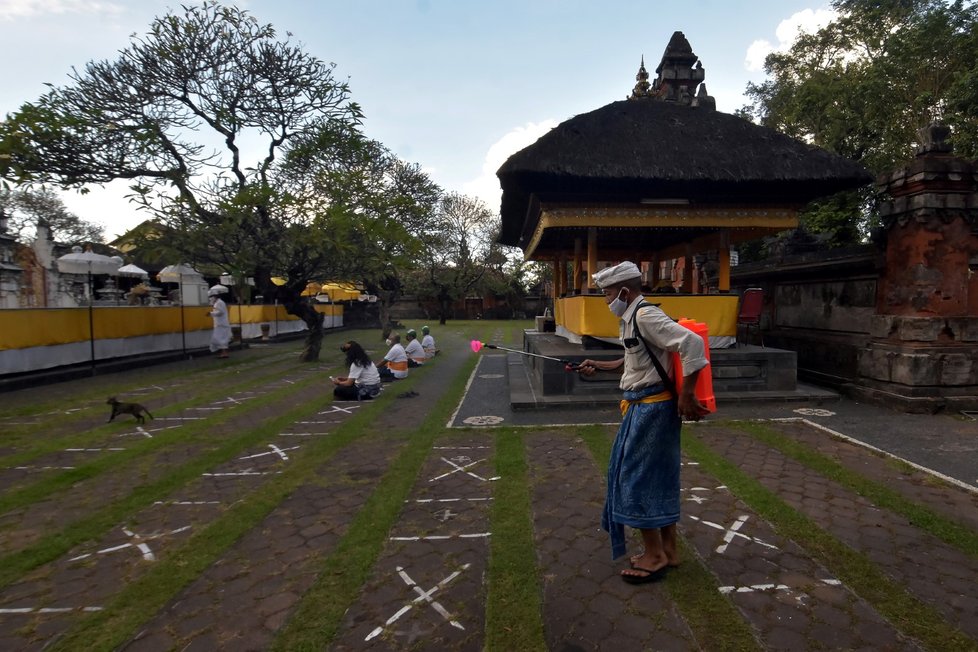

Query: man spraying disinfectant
left=575, top=261, right=711, bottom=584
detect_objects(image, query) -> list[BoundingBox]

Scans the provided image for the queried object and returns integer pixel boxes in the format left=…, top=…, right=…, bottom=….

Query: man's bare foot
left=630, top=551, right=680, bottom=568
left=621, top=553, right=669, bottom=583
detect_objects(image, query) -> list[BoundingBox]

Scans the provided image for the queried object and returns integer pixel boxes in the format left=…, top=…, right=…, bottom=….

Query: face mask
left=385, top=339, right=392, bottom=346
left=608, top=289, right=629, bottom=317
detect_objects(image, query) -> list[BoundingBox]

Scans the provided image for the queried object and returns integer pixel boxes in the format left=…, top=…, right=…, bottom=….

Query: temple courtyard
left=0, top=321, right=977, bottom=651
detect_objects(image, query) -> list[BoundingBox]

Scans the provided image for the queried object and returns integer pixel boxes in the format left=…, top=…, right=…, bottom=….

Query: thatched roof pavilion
left=495, top=31, right=872, bottom=345
left=498, top=98, right=872, bottom=254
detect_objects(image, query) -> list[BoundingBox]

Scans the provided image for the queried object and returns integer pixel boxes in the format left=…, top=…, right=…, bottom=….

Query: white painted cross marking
left=429, top=457, right=500, bottom=483
left=407, top=498, right=492, bottom=503
left=435, top=509, right=457, bottom=522
left=718, top=578, right=842, bottom=594
left=319, top=404, right=360, bottom=415
left=68, top=525, right=191, bottom=562
left=117, top=424, right=179, bottom=439
left=0, top=606, right=103, bottom=614
left=365, top=563, right=471, bottom=641
left=238, top=444, right=299, bottom=461
left=213, top=396, right=252, bottom=406
left=716, top=515, right=750, bottom=554
left=389, top=533, right=491, bottom=542
left=687, top=514, right=779, bottom=553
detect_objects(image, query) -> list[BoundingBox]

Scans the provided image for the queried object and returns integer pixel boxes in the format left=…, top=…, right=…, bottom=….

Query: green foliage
left=742, top=0, right=978, bottom=243
left=0, top=185, right=104, bottom=245
left=745, top=0, right=978, bottom=170
left=406, top=192, right=528, bottom=320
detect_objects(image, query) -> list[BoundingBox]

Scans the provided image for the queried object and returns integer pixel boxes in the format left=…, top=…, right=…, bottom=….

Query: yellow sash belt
left=619, top=390, right=672, bottom=416
left=388, top=360, right=408, bottom=372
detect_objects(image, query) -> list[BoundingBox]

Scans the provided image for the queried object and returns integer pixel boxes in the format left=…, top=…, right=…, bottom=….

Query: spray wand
left=470, top=340, right=581, bottom=371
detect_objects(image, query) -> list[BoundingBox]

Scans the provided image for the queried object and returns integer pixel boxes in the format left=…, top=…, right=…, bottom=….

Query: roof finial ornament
left=629, top=55, right=653, bottom=99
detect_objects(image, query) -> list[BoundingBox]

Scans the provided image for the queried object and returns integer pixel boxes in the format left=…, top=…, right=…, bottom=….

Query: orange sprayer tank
left=671, top=318, right=716, bottom=414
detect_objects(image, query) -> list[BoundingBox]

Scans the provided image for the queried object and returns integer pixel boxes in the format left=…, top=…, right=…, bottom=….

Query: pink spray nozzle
left=470, top=340, right=484, bottom=353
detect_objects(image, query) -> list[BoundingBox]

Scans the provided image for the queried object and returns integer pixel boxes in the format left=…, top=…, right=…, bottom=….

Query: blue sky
left=0, top=0, right=834, bottom=240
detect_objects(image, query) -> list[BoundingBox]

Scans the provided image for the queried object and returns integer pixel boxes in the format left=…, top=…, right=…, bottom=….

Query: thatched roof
left=496, top=99, right=872, bottom=247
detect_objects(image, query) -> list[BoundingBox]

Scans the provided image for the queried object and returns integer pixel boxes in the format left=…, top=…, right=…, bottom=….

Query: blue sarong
left=602, top=384, right=682, bottom=559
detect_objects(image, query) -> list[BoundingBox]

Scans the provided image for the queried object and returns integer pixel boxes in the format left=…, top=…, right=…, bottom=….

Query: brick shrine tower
left=857, top=124, right=978, bottom=411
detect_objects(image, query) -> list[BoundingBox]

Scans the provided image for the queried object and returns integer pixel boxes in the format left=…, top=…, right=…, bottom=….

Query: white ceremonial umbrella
left=117, top=263, right=150, bottom=279
left=56, top=246, right=122, bottom=276
left=208, top=284, right=229, bottom=295
left=55, top=247, right=123, bottom=373
left=156, top=263, right=203, bottom=358
left=157, top=263, right=201, bottom=282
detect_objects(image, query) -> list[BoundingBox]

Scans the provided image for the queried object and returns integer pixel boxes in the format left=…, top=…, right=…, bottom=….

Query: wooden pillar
left=718, top=234, right=731, bottom=292
left=572, top=236, right=583, bottom=293
left=587, top=227, right=598, bottom=292
left=560, top=256, right=569, bottom=297
left=680, top=245, right=693, bottom=293
left=552, top=259, right=562, bottom=298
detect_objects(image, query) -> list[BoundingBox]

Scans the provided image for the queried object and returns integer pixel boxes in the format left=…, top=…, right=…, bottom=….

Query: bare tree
left=0, top=186, right=104, bottom=245
left=419, top=193, right=499, bottom=324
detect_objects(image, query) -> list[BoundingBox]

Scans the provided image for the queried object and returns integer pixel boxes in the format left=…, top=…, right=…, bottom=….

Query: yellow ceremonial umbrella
left=321, top=282, right=361, bottom=302
left=300, top=281, right=322, bottom=297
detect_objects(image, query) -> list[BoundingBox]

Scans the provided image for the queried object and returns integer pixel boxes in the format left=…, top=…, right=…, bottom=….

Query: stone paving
left=0, top=326, right=977, bottom=650
left=702, top=425, right=978, bottom=642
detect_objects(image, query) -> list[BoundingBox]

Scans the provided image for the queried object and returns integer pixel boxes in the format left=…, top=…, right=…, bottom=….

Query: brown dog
left=106, top=397, right=153, bottom=424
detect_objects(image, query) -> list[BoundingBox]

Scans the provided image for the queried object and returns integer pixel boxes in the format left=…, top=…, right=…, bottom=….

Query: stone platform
left=511, top=330, right=838, bottom=410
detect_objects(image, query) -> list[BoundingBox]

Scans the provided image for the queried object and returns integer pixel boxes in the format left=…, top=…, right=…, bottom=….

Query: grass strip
left=271, top=354, right=479, bottom=650
left=576, top=423, right=763, bottom=651
left=0, top=359, right=328, bottom=518
left=735, top=420, right=978, bottom=558
left=0, top=349, right=314, bottom=463
left=685, top=427, right=977, bottom=652
left=0, top=345, right=291, bottom=420
left=46, top=327, right=434, bottom=650
left=485, top=427, right=546, bottom=651
left=46, top=384, right=382, bottom=652
left=0, top=368, right=329, bottom=589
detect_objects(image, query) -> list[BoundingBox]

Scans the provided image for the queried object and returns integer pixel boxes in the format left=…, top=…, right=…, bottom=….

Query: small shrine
left=496, top=31, right=872, bottom=405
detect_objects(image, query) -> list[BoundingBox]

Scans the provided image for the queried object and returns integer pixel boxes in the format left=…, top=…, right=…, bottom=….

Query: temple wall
left=731, top=246, right=879, bottom=387
left=0, top=304, right=342, bottom=376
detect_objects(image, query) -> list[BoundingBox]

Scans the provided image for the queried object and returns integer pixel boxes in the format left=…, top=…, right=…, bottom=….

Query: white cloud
left=0, top=0, right=123, bottom=21
left=461, top=119, right=558, bottom=212
left=745, top=8, right=837, bottom=72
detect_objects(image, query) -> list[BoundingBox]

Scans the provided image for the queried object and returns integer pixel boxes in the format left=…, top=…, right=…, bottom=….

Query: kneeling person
left=332, top=341, right=382, bottom=400
left=377, top=333, right=409, bottom=381
left=404, top=329, right=426, bottom=367
left=421, top=325, right=438, bottom=358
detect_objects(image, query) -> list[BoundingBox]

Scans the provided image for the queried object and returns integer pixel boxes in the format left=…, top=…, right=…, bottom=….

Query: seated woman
left=332, top=341, right=382, bottom=400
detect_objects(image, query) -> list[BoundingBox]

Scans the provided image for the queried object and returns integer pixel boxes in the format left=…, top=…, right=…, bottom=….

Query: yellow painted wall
left=0, top=304, right=342, bottom=351
left=556, top=294, right=738, bottom=338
